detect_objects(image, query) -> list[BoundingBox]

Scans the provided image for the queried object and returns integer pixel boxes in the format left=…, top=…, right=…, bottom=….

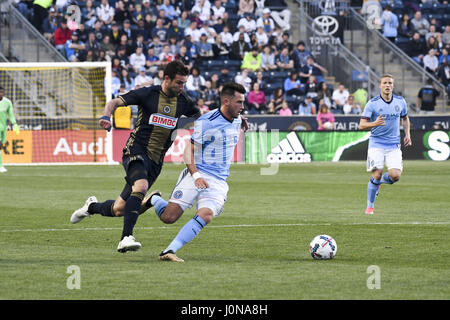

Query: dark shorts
left=119, top=153, right=163, bottom=199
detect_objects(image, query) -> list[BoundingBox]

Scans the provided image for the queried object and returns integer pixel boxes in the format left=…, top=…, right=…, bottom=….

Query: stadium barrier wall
left=3, top=129, right=448, bottom=164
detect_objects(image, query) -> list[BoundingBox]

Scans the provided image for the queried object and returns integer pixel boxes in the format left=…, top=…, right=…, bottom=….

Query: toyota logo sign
left=312, top=15, right=339, bottom=37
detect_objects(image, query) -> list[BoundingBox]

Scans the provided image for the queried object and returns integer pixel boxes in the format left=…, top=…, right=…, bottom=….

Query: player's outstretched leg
left=159, top=208, right=212, bottom=262
left=366, top=173, right=381, bottom=215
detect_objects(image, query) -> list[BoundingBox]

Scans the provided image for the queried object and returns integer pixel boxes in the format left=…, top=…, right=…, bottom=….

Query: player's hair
left=220, top=82, right=246, bottom=98
left=163, top=60, right=189, bottom=80
left=380, top=74, right=394, bottom=82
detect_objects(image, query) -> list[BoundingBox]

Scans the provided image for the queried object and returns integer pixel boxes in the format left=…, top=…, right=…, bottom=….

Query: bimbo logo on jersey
left=149, top=113, right=178, bottom=129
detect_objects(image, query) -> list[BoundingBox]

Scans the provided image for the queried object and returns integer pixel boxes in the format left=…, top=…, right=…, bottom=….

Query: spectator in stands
left=157, top=8, right=172, bottom=28
left=426, top=36, right=440, bottom=54
left=152, top=18, right=169, bottom=43
left=197, top=33, right=215, bottom=60
left=255, top=70, right=266, bottom=88
left=284, top=72, right=303, bottom=96
left=167, top=35, right=180, bottom=56
left=152, top=69, right=164, bottom=86
left=92, top=20, right=105, bottom=43
left=144, top=47, right=161, bottom=75
left=278, top=32, right=294, bottom=53
left=305, top=75, right=319, bottom=102
left=192, top=0, right=211, bottom=22
left=231, top=33, right=251, bottom=60
left=331, top=83, right=349, bottom=114
left=211, top=0, right=226, bottom=22
left=423, top=49, right=439, bottom=74
left=117, top=34, right=133, bottom=57
left=208, top=36, right=227, bottom=60
left=219, top=25, right=234, bottom=47
left=76, top=23, right=89, bottom=44
left=53, top=19, right=72, bottom=55
left=267, top=87, right=288, bottom=114
left=65, top=30, right=86, bottom=62
left=116, top=45, right=130, bottom=70
left=410, top=11, right=429, bottom=37
left=119, top=68, right=134, bottom=92
left=185, top=20, right=202, bottom=44
left=199, top=21, right=217, bottom=43
left=293, top=41, right=311, bottom=69
left=82, top=0, right=97, bottom=29
left=439, top=47, right=450, bottom=66
left=148, top=35, right=164, bottom=56
left=199, top=80, right=217, bottom=110
left=133, top=3, right=146, bottom=23
left=144, top=12, right=157, bottom=32
left=238, top=13, right=257, bottom=33
left=235, top=69, right=252, bottom=92
left=129, top=46, right=147, bottom=73
left=343, top=95, right=362, bottom=115
left=178, top=10, right=191, bottom=29
left=316, top=104, right=335, bottom=130
left=168, top=19, right=185, bottom=42
left=317, top=81, right=333, bottom=108
left=186, top=66, right=206, bottom=100
left=134, top=67, right=153, bottom=88
left=298, top=96, right=316, bottom=115
left=42, top=7, right=58, bottom=42
left=425, top=24, right=441, bottom=43
left=276, top=47, right=294, bottom=70
left=85, top=31, right=100, bottom=58
left=238, top=0, right=254, bottom=16
left=159, top=0, right=178, bottom=20
left=241, top=48, right=262, bottom=73
left=442, top=25, right=450, bottom=45
left=417, top=78, right=440, bottom=114
left=407, top=32, right=427, bottom=65
left=175, top=45, right=193, bottom=69
left=159, top=44, right=176, bottom=67
left=96, top=0, right=115, bottom=26
left=299, top=56, right=327, bottom=84
left=219, top=67, right=233, bottom=85
left=247, top=82, right=267, bottom=114
left=121, top=19, right=134, bottom=41
left=260, top=45, right=277, bottom=71
left=32, top=0, right=52, bottom=33
left=197, top=97, right=210, bottom=115
left=437, top=60, right=450, bottom=93
left=100, top=35, right=115, bottom=60
left=381, top=5, right=398, bottom=43
left=278, top=101, right=292, bottom=116
left=233, top=25, right=251, bottom=44
left=109, top=23, right=121, bottom=46
left=397, top=13, right=414, bottom=39
left=114, top=1, right=133, bottom=26
left=256, top=8, right=275, bottom=35
left=254, top=26, right=269, bottom=47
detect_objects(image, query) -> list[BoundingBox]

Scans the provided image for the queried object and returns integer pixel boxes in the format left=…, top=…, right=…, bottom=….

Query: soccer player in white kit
left=359, top=74, right=412, bottom=215
left=146, top=82, right=246, bottom=262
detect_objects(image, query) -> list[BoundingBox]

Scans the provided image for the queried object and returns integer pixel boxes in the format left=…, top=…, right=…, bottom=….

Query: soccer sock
left=151, top=195, right=168, bottom=218
left=88, top=200, right=116, bottom=217
left=380, top=172, right=395, bottom=185
left=367, top=177, right=380, bottom=208
left=121, top=192, right=144, bottom=239
left=164, top=215, right=207, bottom=253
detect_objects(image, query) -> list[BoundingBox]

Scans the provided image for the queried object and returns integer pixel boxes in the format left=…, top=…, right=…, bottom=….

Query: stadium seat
left=419, top=3, right=433, bottom=15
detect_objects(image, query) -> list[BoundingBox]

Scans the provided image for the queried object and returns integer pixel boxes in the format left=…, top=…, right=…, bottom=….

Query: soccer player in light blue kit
left=146, top=82, right=246, bottom=262
left=360, top=74, right=412, bottom=215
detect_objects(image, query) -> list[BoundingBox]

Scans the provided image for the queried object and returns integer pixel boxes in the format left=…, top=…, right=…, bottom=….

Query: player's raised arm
left=99, top=97, right=125, bottom=131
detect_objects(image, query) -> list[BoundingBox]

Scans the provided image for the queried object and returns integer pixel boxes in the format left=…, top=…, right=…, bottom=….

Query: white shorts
left=366, top=148, right=403, bottom=172
left=169, top=168, right=229, bottom=217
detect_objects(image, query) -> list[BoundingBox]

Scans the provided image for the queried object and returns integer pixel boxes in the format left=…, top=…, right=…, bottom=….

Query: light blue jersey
left=361, top=94, right=408, bottom=149
left=191, top=108, right=241, bottom=181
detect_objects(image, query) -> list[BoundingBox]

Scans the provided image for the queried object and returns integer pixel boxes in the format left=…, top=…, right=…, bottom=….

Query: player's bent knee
left=160, top=203, right=184, bottom=224
left=132, top=179, right=148, bottom=194
left=197, top=208, right=214, bottom=225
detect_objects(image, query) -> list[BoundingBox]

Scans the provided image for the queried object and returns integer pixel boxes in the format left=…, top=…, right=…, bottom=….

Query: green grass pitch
left=0, top=161, right=449, bottom=300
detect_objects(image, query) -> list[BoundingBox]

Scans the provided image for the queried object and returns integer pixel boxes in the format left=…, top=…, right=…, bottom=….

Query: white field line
left=0, top=221, right=449, bottom=233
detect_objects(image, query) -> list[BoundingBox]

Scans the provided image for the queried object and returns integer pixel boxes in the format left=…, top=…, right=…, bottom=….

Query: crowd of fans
left=361, top=0, right=450, bottom=98
left=11, top=0, right=370, bottom=117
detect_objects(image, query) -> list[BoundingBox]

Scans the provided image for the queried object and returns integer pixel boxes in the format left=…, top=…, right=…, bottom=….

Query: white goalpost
left=0, top=62, right=115, bottom=165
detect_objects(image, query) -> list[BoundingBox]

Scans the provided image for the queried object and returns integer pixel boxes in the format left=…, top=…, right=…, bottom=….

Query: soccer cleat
left=139, top=190, right=162, bottom=214
left=158, top=250, right=184, bottom=262
left=0, top=167, right=7, bottom=173
left=365, top=207, right=374, bottom=215
left=70, top=196, right=98, bottom=224
left=117, top=235, right=142, bottom=253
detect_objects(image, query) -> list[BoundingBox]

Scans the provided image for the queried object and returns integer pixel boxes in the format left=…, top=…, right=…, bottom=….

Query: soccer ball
left=309, top=235, right=337, bottom=260
left=322, top=121, right=333, bottom=130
